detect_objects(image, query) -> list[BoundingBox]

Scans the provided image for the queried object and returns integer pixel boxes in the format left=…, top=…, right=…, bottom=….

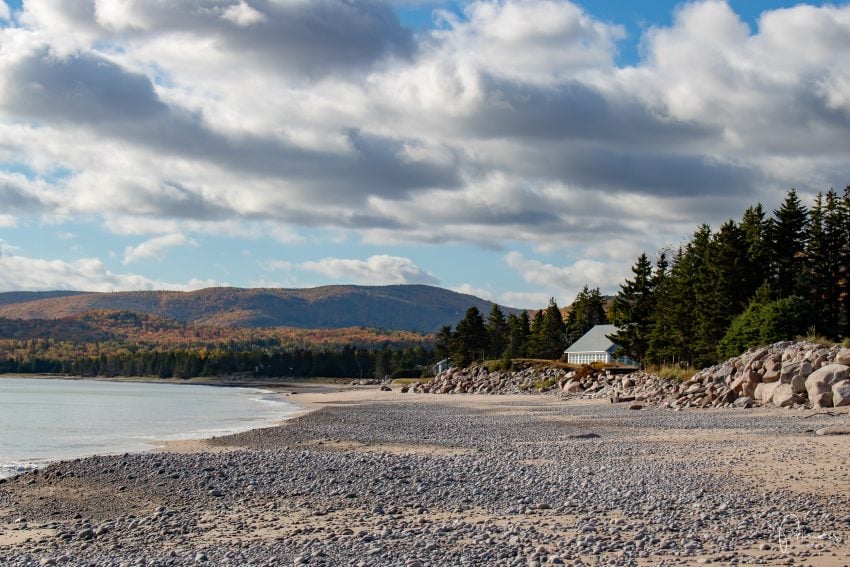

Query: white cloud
left=264, top=260, right=293, bottom=272
left=451, top=283, right=553, bottom=310
left=122, top=233, right=195, bottom=264
left=0, top=214, right=16, bottom=228
left=499, top=291, right=551, bottom=310
left=301, top=255, right=440, bottom=286
left=221, top=2, right=266, bottom=27
left=451, top=283, right=495, bottom=302
left=505, top=252, right=629, bottom=305
left=432, top=0, right=624, bottom=85
left=0, top=2, right=10, bottom=21
left=0, top=251, right=222, bottom=292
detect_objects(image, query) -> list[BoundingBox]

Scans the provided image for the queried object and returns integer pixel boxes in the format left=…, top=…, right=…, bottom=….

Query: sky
left=1, top=1, right=849, bottom=309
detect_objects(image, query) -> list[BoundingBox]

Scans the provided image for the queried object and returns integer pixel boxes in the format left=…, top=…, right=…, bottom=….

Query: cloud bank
left=0, top=250, right=220, bottom=292
left=1, top=0, right=849, bottom=302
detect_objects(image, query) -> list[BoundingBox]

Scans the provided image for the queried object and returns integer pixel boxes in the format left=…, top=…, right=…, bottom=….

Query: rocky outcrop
left=677, top=341, right=849, bottom=410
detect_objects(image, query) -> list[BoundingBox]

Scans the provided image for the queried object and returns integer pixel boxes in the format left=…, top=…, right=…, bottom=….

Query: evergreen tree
left=434, top=325, right=454, bottom=361
left=537, top=298, right=567, bottom=359
left=507, top=311, right=531, bottom=357
left=767, top=189, right=809, bottom=298
left=842, top=187, right=850, bottom=337
left=806, top=193, right=830, bottom=335
left=485, top=304, right=509, bottom=358
left=609, top=253, right=657, bottom=363
left=452, top=306, right=489, bottom=366
left=740, top=204, right=769, bottom=296
left=693, top=220, right=752, bottom=365
left=821, top=190, right=847, bottom=337
left=565, top=286, right=608, bottom=345
left=528, top=309, right=546, bottom=358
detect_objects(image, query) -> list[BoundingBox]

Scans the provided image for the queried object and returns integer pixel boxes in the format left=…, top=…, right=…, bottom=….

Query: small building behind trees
left=564, top=324, right=637, bottom=366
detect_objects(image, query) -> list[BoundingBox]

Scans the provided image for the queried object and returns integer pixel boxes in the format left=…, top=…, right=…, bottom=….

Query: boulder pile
left=408, top=363, right=676, bottom=404
left=409, top=341, right=850, bottom=411
left=679, top=341, right=850, bottom=410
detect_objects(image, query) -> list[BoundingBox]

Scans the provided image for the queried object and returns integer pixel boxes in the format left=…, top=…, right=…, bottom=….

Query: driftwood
left=803, top=411, right=840, bottom=419
left=610, top=395, right=636, bottom=404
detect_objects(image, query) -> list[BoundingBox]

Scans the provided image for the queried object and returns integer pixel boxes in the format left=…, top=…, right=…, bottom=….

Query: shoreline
left=0, top=377, right=323, bottom=479
left=2, top=388, right=849, bottom=565
left=0, top=372, right=347, bottom=388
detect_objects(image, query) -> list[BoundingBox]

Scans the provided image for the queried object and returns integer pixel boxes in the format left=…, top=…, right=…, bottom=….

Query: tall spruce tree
left=841, top=187, right=850, bottom=337
left=507, top=311, right=531, bottom=357
left=565, top=285, right=608, bottom=345
left=543, top=298, right=567, bottom=359
left=609, top=253, right=656, bottom=363
left=452, top=306, right=488, bottom=367
left=740, top=204, right=769, bottom=296
left=434, top=325, right=454, bottom=361
left=822, top=190, right=847, bottom=337
left=645, top=252, right=674, bottom=364
left=485, top=304, right=509, bottom=358
left=529, top=299, right=566, bottom=359
left=694, top=220, right=752, bottom=365
left=528, top=309, right=546, bottom=358
left=768, top=189, right=809, bottom=299
left=806, top=193, right=829, bottom=334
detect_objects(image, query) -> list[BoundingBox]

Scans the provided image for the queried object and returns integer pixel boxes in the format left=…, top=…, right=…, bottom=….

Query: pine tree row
left=610, top=187, right=850, bottom=367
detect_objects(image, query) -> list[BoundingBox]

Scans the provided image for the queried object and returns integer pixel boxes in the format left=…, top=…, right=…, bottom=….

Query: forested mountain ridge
left=0, top=291, right=88, bottom=306
left=0, top=309, right=436, bottom=379
left=0, top=285, right=520, bottom=332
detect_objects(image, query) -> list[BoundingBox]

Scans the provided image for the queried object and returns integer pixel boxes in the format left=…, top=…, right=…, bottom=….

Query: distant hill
left=0, top=290, right=88, bottom=307
left=0, top=309, right=432, bottom=350
left=0, top=285, right=523, bottom=332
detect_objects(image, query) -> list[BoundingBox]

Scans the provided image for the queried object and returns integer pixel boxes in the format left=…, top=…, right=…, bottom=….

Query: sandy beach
left=1, top=385, right=849, bottom=566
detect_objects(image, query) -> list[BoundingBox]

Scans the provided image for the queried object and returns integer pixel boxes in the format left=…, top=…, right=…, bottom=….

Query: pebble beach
left=1, top=386, right=849, bottom=566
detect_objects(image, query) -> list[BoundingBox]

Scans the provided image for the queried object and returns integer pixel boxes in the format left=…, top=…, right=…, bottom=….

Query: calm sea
left=0, top=377, right=299, bottom=478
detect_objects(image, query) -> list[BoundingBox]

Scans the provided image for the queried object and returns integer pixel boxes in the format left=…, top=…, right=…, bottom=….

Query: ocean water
left=0, top=377, right=299, bottom=478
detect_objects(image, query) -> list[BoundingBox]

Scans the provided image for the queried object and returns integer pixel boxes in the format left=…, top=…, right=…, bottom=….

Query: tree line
left=434, top=286, right=608, bottom=367
left=609, top=187, right=850, bottom=367
left=0, top=343, right=432, bottom=380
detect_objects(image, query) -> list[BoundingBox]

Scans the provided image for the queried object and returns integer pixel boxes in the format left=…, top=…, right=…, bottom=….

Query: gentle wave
left=0, top=461, right=41, bottom=479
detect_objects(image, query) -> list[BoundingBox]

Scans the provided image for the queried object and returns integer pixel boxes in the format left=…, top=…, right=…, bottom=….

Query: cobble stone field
left=1, top=394, right=848, bottom=566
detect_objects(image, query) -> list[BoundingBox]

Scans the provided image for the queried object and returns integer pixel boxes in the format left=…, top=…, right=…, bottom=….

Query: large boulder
left=807, top=364, right=849, bottom=386
left=780, top=360, right=812, bottom=384
left=832, top=380, right=850, bottom=407
left=791, top=373, right=807, bottom=395
left=755, top=382, right=780, bottom=405
left=730, top=370, right=759, bottom=397
left=771, top=384, right=801, bottom=408
left=762, top=355, right=782, bottom=382
left=836, top=348, right=850, bottom=366
left=806, top=371, right=837, bottom=409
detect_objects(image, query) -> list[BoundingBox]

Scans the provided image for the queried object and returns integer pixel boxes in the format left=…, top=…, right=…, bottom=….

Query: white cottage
left=564, top=324, right=637, bottom=366
left=434, top=358, right=452, bottom=375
